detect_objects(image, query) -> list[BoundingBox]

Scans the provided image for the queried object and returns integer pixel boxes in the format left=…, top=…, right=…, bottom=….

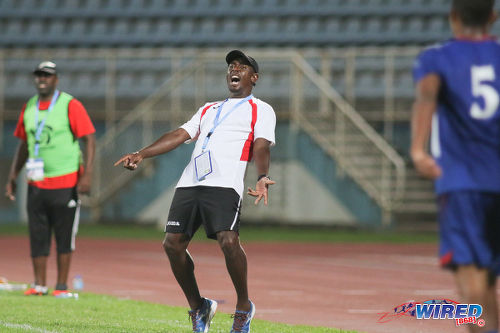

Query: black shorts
left=27, top=185, right=80, bottom=257
left=165, top=186, right=242, bottom=240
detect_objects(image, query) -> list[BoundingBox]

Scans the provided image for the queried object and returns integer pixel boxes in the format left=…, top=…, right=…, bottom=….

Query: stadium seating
left=2, top=0, right=500, bottom=106
left=0, top=0, right=460, bottom=48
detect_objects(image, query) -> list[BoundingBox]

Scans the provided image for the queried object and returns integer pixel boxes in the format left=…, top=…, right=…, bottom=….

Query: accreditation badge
left=194, top=150, right=213, bottom=181
left=26, top=158, right=45, bottom=181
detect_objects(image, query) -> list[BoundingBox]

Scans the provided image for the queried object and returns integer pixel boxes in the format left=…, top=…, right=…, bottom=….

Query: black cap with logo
left=225, top=50, right=259, bottom=73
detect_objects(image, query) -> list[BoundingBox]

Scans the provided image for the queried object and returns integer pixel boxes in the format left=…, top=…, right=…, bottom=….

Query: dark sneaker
left=188, top=297, right=217, bottom=332
left=230, top=300, right=255, bottom=333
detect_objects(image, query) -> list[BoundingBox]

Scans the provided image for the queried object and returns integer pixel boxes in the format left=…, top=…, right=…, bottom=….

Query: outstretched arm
left=5, top=140, right=28, bottom=201
left=247, top=137, right=275, bottom=205
left=410, top=74, right=442, bottom=180
left=114, top=128, right=191, bottom=170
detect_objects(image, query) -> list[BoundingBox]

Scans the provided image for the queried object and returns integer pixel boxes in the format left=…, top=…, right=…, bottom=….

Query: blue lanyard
left=34, top=90, right=59, bottom=156
left=202, top=95, right=253, bottom=151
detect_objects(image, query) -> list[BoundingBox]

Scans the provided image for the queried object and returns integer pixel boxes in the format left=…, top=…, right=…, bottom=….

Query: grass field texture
left=0, top=290, right=357, bottom=333
left=0, top=223, right=436, bottom=332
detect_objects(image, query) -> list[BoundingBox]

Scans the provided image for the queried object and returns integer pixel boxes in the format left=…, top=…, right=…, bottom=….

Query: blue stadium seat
left=427, top=16, right=448, bottom=40
left=155, top=20, right=173, bottom=34
left=365, top=17, right=383, bottom=35
left=131, top=20, right=151, bottom=42
left=393, top=71, right=414, bottom=98
left=5, top=20, right=23, bottom=36
left=243, top=18, right=260, bottom=35
left=284, top=18, right=300, bottom=34
left=0, top=0, right=17, bottom=10
left=68, top=20, right=87, bottom=40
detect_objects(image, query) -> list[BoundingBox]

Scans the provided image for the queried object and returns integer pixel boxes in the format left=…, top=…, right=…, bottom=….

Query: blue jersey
left=413, top=38, right=500, bottom=194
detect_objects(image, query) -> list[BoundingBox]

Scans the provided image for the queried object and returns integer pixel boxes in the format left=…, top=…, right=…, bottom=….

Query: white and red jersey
left=177, top=96, right=276, bottom=197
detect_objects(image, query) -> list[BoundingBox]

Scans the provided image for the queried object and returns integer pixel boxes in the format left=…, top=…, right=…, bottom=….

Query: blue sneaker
left=188, top=298, right=217, bottom=332
left=230, top=301, right=255, bottom=333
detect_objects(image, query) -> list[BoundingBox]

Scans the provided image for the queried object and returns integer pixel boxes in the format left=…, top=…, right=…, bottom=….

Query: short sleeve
left=180, top=104, right=207, bottom=140
left=68, top=99, right=95, bottom=138
left=13, top=104, right=27, bottom=141
left=413, top=47, right=441, bottom=83
left=254, top=102, right=276, bottom=146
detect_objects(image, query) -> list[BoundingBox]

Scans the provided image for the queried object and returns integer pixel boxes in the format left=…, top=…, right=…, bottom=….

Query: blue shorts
left=438, top=191, right=500, bottom=274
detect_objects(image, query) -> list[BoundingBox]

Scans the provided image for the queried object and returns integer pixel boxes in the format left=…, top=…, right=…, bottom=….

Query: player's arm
left=247, top=138, right=275, bottom=205
left=77, top=133, right=95, bottom=194
left=114, top=128, right=191, bottom=170
left=410, top=73, right=442, bottom=180
left=5, top=140, right=28, bottom=201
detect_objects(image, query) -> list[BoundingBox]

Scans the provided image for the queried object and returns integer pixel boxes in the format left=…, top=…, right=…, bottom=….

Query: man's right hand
left=5, top=178, right=16, bottom=201
left=411, top=150, right=442, bottom=180
left=114, top=152, right=144, bottom=170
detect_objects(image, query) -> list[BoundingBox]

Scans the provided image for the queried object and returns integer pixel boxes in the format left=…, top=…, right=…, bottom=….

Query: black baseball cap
left=33, top=61, right=57, bottom=75
left=225, top=50, right=259, bottom=73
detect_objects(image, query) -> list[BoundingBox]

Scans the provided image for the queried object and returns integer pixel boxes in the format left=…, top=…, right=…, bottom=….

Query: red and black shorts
left=27, top=185, right=80, bottom=257
left=165, top=186, right=242, bottom=240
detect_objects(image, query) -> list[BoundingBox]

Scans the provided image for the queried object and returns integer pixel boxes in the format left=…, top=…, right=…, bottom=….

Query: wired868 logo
left=378, top=299, right=485, bottom=328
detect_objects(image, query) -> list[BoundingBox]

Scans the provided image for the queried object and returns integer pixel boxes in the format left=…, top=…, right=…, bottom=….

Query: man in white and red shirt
left=115, top=50, right=275, bottom=333
left=5, top=61, right=95, bottom=297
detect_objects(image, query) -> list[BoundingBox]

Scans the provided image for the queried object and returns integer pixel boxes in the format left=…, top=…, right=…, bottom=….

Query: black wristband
left=257, top=174, right=269, bottom=181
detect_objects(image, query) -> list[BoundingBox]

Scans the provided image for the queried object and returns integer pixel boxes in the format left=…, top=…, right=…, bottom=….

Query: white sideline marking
left=347, top=309, right=384, bottom=314
left=257, top=309, right=283, bottom=314
left=341, top=289, right=378, bottom=296
left=113, top=289, right=154, bottom=296
left=413, top=289, right=455, bottom=295
left=0, top=321, right=58, bottom=333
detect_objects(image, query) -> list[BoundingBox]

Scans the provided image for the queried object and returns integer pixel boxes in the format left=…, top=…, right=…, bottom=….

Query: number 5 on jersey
left=470, top=65, right=499, bottom=119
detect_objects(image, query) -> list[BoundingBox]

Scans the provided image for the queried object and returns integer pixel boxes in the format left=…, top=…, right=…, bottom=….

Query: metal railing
left=88, top=58, right=201, bottom=209
left=290, top=54, right=406, bottom=223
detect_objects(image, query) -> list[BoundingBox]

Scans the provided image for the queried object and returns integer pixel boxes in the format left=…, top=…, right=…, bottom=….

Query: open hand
left=247, top=177, right=276, bottom=205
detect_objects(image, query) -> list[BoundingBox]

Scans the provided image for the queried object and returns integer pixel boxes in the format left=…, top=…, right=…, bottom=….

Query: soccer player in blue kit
left=411, top=1, right=500, bottom=332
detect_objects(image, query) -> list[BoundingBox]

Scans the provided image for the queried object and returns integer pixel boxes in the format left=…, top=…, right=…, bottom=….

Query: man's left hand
left=247, top=177, right=276, bottom=205
left=77, top=173, right=91, bottom=194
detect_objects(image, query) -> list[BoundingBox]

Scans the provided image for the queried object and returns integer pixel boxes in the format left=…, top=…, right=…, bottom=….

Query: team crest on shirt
left=30, top=124, right=53, bottom=145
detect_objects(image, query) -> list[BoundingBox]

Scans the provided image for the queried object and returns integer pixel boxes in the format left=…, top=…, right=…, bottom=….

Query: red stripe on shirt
left=240, top=99, right=257, bottom=161
left=200, top=102, right=217, bottom=121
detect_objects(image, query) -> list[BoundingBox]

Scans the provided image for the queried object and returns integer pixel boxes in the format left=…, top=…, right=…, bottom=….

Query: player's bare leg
left=32, top=256, right=48, bottom=286
left=162, top=233, right=203, bottom=310
left=216, top=230, right=251, bottom=312
left=454, top=265, right=498, bottom=333
left=56, top=252, right=71, bottom=288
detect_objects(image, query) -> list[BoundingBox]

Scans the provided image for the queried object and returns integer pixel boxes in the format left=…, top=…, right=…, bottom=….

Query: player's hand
left=411, top=151, right=442, bottom=180
left=5, top=178, right=16, bottom=201
left=77, top=173, right=92, bottom=194
left=114, top=152, right=144, bottom=171
left=247, top=177, right=276, bottom=205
